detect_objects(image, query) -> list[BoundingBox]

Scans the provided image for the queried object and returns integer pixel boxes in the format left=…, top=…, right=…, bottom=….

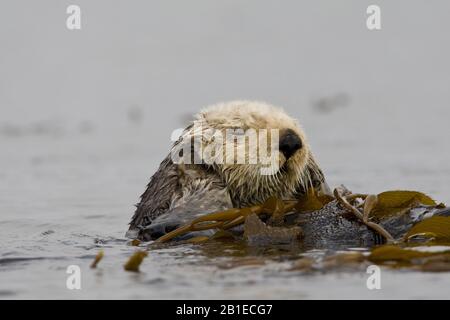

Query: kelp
left=288, top=251, right=371, bottom=273
left=288, top=246, right=450, bottom=273
left=333, top=189, right=396, bottom=242
left=124, top=250, right=148, bottom=272
left=90, top=249, right=104, bottom=269
left=296, top=188, right=334, bottom=213
left=154, top=189, right=332, bottom=244
left=244, top=213, right=302, bottom=245
left=369, top=245, right=441, bottom=263
left=370, top=191, right=437, bottom=219
left=404, top=216, right=450, bottom=243
left=289, top=256, right=316, bottom=272
left=294, top=190, right=450, bottom=272
left=368, top=244, right=450, bottom=271
left=186, top=236, right=210, bottom=244
left=217, top=256, right=267, bottom=270
left=155, top=198, right=291, bottom=243
left=333, top=189, right=448, bottom=243
left=129, top=239, right=141, bottom=246
left=151, top=188, right=447, bottom=246
left=120, top=188, right=450, bottom=273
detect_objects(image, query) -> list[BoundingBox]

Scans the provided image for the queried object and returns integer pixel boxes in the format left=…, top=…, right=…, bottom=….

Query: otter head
left=172, top=101, right=325, bottom=207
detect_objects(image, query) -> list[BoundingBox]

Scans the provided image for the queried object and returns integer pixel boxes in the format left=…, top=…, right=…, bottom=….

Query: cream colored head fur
left=174, top=100, right=323, bottom=207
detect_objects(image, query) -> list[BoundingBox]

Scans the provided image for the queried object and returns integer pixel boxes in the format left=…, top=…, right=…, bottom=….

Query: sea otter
left=127, top=101, right=330, bottom=241
left=127, top=101, right=450, bottom=246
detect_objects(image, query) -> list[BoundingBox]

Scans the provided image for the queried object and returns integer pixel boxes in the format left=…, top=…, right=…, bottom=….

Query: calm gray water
left=1, top=1, right=450, bottom=299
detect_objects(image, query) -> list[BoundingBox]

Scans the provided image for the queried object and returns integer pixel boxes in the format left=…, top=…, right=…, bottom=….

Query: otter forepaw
left=135, top=218, right=216, bottom=242
left=139, top=220, right=182, bottom=241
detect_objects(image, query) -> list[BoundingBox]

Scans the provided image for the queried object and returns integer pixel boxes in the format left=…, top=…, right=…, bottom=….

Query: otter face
left=177, top=100, right=320, bottom=207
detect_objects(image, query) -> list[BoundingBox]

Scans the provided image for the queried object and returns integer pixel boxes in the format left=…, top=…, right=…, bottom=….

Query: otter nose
left=279, top=130, right=302, bottom=159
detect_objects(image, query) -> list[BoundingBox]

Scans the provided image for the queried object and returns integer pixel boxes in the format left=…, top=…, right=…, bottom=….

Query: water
left=1, top=1, right=450, bottom=299
left=1, top=114, right=449, bottom=299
